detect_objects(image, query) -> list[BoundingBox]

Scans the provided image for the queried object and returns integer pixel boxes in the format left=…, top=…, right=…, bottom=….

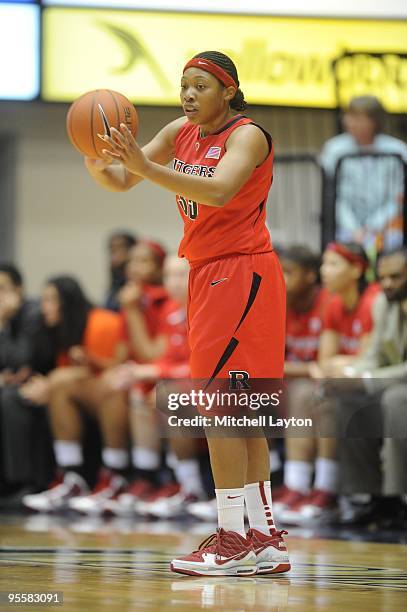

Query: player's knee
left=48, top=367, right=86, bottom=392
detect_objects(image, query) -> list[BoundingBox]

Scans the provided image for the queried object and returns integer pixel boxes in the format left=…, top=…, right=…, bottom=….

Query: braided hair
left=193, top=51, right=247, bottom=111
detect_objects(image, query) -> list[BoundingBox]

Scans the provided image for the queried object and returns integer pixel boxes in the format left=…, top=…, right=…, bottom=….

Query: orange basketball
left=66, top=89, right=138, bottom=158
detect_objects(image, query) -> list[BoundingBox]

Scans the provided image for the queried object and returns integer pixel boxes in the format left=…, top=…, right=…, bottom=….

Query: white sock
left=314, top=458, right=338, bottom=494
left=284, top=460, right=313, bottom=494
left=102, top=448, right=128, bottom=471
left=245, top=481, right=276, bottom=536
left=174, top=459, right=204, bottom=497
left=132, top=446, right=160, bottom=470
left=269, top=449, right=282, bottom=473
left=54, top=440, right=83, bottom=467
left=166, top=451, right=179, bottom=470
left=215, top=487, right=245, bottom=536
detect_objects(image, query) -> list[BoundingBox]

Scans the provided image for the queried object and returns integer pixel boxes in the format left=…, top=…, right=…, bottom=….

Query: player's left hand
left=99, top=124, right=150, bottom=176
left=118, top=282, right=142, bottom=308
left=68, top=346, right=89, bottom=366
left=20, top=375, right=51, bottom=405
left=322, top=355, right=353, bottom=378
left=309, top=362, right=324, bottom=379
left=104, top=362, right=138, bottom=390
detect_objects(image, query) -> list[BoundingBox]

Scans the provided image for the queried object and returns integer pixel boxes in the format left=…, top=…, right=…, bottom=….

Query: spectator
left=320, top=96, right=407, bottom=251
left=21, top=276, right=122, bottom=512
left=118, top=240, right=168, bottom=364
left=22, top=241, right=170, bottom=513
left=273, top=246, right=330, bottom=520
left=278, top=242, right=379, bottom=526
left=283, top=245, right=327, bottom=375
left=77, top=255, right=207, bottom=517
left=104, top=230, right=137, bottom=311
left=0, top=264, right=50, bottom=502
left=334, top=247, right=407, bottom=527
left=0, top=263, right=42, bottom=383
left=317, top=242, right=379, bottom=374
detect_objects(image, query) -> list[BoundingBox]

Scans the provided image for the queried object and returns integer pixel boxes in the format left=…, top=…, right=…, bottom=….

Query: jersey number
left=177, top=195, right=198, bottom=220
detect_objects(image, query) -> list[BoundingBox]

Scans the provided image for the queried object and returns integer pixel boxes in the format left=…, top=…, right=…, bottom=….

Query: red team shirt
left=120, top=289, right=189, bottom=394
left=322, top=284, right=380, bottom=355
left=174, top=114, right=286, bottom=384
left=154, top=300, right=190, bottom=379
left=119, top=284, right=169, bottom=362
left=174, top=115, right=273, bottom=265
left=286, top=289, right=330, bottom=362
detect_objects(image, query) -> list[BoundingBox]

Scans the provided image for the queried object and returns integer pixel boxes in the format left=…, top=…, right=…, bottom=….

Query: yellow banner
left=42, top=8, right=407, bottom=111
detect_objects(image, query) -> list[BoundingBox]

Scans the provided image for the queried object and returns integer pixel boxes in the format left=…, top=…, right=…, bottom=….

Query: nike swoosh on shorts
left=210, top=278, right=228, bottom=286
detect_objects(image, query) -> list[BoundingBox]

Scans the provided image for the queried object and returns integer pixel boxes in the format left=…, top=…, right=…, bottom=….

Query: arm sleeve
left=351, top=295, right=390, bottom=376
left=360, top=298, right=374, bottom=335
left=322, top=300, right=340, bottom=332
left=319, top=140, right=339, bottom=177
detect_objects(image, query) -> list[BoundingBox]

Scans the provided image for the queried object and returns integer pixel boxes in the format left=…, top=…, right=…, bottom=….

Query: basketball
left=66, top=89, right=139, bottom=158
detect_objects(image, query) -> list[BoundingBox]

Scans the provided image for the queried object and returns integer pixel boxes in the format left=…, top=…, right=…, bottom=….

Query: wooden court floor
left=0, top=515, right=406, bottom=611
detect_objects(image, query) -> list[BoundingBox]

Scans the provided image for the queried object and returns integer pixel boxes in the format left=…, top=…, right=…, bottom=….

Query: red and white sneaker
left=22, top=472, right=89, bottom=513
left=170, top=528, right=257, bottom=577
left=280, top=489, right=338, bottom=525
left=135, top=482, right=181, bottom=516
left=247, top=528, right=291, bottom=575
left=107, top=479, right=156, bottom=516
left=272, top=486, right=308, bottom=518
left=68, top=469, right=127, bottom=515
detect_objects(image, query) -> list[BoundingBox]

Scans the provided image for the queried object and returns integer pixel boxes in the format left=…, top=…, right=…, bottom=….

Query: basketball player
left=278, top=242, right=379, bottom=526
left=86, top=51, right=289, bottom=577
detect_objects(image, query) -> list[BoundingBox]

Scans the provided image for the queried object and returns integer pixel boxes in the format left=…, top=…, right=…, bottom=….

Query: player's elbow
left=107, top=185, right=129, bottom=193
left=208, top=188, right=230, bottom=207
left=208, top=179, right=237, bottom=207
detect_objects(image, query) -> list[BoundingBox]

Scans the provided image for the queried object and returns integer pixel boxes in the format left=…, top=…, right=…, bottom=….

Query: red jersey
left=154, top=300, right=190, bottom=379
left=286, top=288, right=330, bottom=362
left=131, top=300, right=189, bottom=397
left=174, top=115, right=273, bottom=266
left=119, top=284, right=169, bottom=362
left=322, top=284, right=380, bottom=356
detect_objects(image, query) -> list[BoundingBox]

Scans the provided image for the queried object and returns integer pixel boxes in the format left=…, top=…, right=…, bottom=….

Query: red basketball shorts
left=187, top=251, right=286, bottom=382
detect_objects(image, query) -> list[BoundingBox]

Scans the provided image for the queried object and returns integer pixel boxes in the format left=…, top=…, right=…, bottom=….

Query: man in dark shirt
left=0, top=264, right=41, bottom=382
left=0, top=264, right=53, bottom=502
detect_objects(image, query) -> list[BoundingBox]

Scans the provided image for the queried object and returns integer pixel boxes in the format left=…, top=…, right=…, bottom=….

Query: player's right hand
left=104, top=362, right=138, bottom=390
left=118, top=282, right=142, bottom=308
left=68, top=345, right=89, bottom=366
left=20, top=375, right=51, bottom=406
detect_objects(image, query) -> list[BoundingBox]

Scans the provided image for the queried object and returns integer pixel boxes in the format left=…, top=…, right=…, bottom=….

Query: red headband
left=142, top=241, right=167, bottom=264
left=326, top=242, right=368, bottom=271
left=183, top=58, right=237, bottom=89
